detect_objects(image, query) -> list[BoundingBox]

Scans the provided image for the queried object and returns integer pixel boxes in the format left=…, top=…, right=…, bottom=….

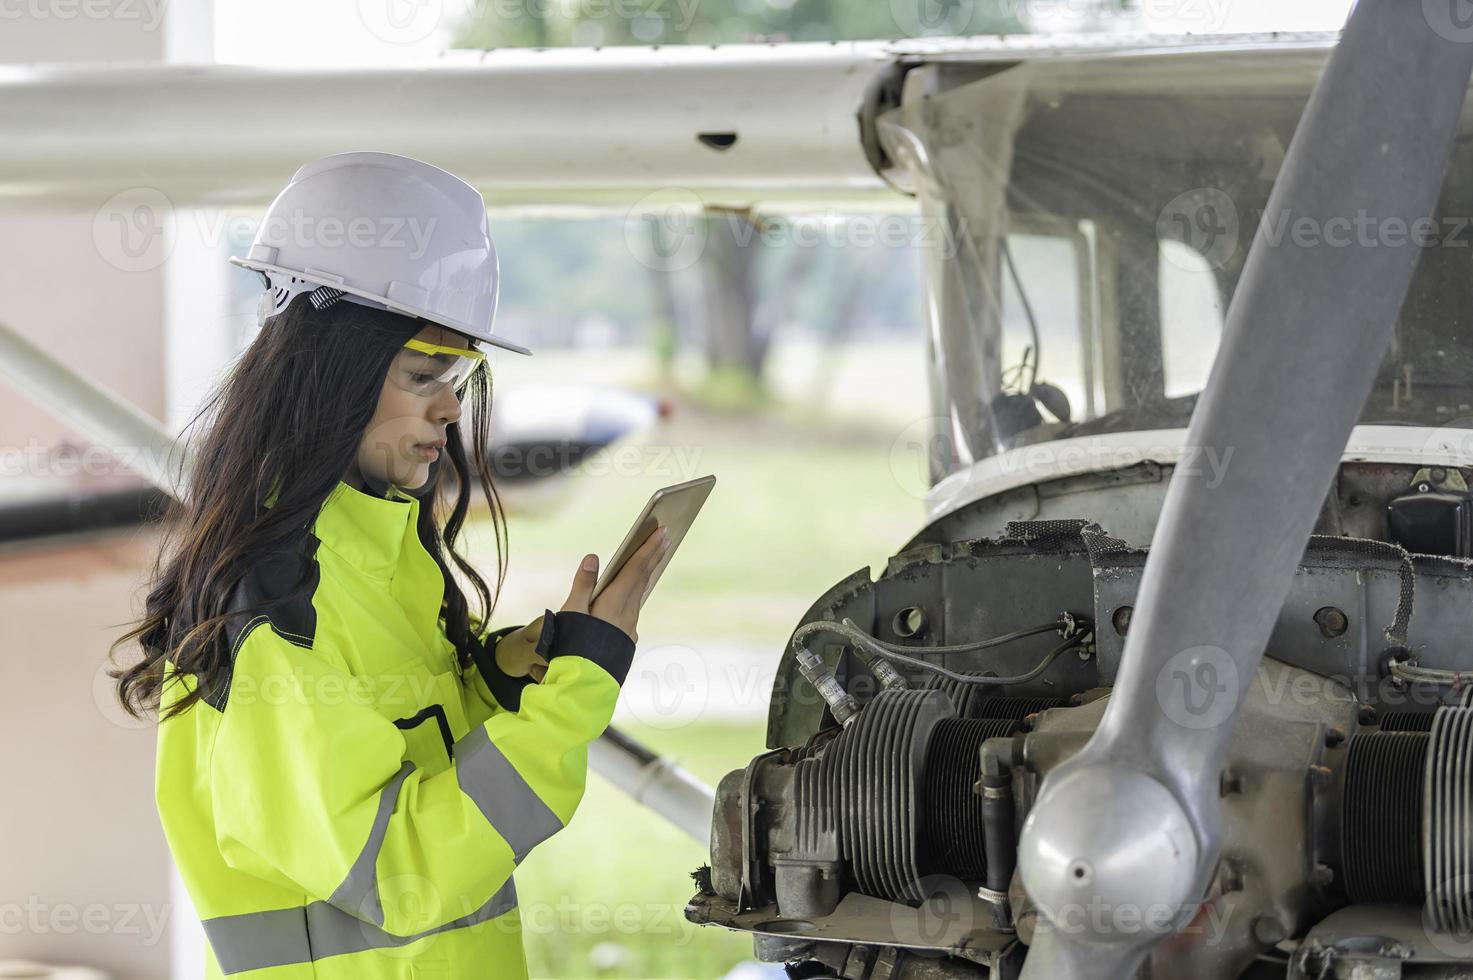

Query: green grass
left=514, top=721, right=769, bottom=979
left=471, top=405, right=924, bottom=649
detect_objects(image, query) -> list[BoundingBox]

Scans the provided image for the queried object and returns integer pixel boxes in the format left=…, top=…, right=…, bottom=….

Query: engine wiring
left=791, top=615, right=1093, bottom=688
left=1001, top=238, right=1042, bottom=394
left=1387, top=654, right=1473, bottom=693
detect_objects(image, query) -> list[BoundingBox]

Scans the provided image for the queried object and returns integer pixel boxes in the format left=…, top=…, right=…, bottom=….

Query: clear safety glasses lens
left=389, top=341, right=486, bottom=395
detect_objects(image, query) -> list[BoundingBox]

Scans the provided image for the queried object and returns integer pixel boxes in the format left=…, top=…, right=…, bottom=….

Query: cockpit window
left=881, top=45, right=1473, bottom=483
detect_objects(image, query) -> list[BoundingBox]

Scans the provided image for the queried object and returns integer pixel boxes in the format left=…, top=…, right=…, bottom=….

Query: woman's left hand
left=495, top=616, right=550, bottom=682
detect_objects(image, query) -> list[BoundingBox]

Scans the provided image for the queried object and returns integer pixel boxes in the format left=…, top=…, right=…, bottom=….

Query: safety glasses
left=388, top=337, right=488, bottom=395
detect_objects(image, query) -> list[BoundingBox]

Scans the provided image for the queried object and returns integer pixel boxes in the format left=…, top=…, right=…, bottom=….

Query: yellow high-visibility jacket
left=154, top=480, right=634, bottom=978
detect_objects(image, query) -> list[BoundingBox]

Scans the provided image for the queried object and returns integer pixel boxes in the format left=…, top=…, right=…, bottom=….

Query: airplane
left=6, top=7, right=1473, bottom=977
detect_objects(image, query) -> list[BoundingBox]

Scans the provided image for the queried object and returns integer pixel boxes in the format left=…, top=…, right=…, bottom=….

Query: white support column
left=0, top=3, right=211, bottom=979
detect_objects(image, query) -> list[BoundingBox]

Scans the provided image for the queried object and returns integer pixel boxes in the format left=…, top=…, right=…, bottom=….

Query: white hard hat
left=229, top=150, right=531, bottom=356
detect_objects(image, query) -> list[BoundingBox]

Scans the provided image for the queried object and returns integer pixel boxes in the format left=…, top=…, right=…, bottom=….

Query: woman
left=110, top=151, right=668, bottom=978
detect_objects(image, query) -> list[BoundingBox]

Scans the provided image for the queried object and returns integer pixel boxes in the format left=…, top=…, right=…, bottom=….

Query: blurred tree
left=450, top=0, right=1134, bottom=47
left=490, top=218, right=651, bottom=344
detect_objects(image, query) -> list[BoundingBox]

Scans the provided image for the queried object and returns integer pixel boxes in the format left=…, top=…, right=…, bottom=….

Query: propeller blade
left=1016, top=3, right=1473, bottom=977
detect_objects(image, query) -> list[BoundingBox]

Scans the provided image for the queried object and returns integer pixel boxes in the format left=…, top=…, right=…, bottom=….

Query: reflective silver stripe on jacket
left=201, top=876, right=517, bottom=975
left=203, top=724, right=557, bottom=973
left=453, top=725, right=563, bottom=861
left=327, top=760, right=415, bottom=926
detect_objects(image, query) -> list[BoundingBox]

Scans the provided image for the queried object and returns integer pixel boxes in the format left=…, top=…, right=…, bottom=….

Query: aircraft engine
left=688, top=511, right=1473, bottom=980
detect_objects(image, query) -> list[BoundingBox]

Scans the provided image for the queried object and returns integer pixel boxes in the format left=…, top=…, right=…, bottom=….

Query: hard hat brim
left=229, top=256, right=533, bottom=357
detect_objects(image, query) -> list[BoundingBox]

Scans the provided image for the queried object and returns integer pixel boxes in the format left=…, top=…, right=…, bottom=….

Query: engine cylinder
left=1377, top=710, right=1438, bottom=732
left=1340, top=729, right=1429, bottom=904
left=919, top=717, right=1016, bottom=881
left=920, top=670, right=1066, bottom=719
left=1425, top=705, right=1473, bottom=932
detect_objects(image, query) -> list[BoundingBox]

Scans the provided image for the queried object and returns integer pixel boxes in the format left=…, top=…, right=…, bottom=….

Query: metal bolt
left=1310, top=864, right=1335, bottom=888
left=1252, top=913, right=1288, bottom=946
left=1324, top=726, right=1346, bottom=748
left=1358, top=703, right=1377, bottom=726
left=1218, top=863, right=1244, bottom=894
left=1309, top=764, right=1334, bottom=789
left=1314, top=606, right=1349, bottom=639
left=1111, top=605, right=1133, bottom=637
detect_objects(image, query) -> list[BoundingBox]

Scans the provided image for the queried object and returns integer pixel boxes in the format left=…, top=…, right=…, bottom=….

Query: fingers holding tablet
left=591, top=522, right=671, bottom=643
left=588, top=474, right=716, bottom=639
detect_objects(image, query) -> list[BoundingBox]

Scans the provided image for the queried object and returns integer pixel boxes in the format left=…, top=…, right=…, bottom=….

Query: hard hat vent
left=308, top=286, right=345, bottom=311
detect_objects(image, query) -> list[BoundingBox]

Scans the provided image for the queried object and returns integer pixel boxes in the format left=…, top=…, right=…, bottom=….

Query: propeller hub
left=1018, top=766, right=1199, bottom=945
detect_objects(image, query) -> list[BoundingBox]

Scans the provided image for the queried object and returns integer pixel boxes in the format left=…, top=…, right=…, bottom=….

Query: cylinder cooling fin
left=920, top=669, right=1067, bottom=720
left=1340, top=705, right=1473, bottom=921
left=1340, top=729, right=1428, bottom=903
left=797, top=688, right=951, bottom=904
left=920, top=717, right=1016, bottom=882
left=1377, top=710, right=1438, bottom=732
left=780, top=681, right=1057, bottom=917
left=1426, top=705, right=1473, bottom=933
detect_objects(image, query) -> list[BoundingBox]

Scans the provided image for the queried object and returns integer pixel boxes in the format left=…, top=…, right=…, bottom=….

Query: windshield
left=878, top=43, right=1473, bottom=483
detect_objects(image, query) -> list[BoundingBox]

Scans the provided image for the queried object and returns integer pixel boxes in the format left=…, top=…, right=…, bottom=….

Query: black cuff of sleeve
left=533, top=608, right=636, bottom=686
left=471, top=623, right=535, bottom=712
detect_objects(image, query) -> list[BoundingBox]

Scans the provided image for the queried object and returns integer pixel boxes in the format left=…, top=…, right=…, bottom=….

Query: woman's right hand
left=561, top=523, right=671, bottom=645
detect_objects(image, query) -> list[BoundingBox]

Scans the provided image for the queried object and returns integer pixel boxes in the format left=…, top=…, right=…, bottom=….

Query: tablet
left=589, top=474, right=716, bottom=607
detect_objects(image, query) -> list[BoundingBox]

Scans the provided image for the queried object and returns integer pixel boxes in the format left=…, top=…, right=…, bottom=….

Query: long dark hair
left=110, top=293, right=509, bottom=722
